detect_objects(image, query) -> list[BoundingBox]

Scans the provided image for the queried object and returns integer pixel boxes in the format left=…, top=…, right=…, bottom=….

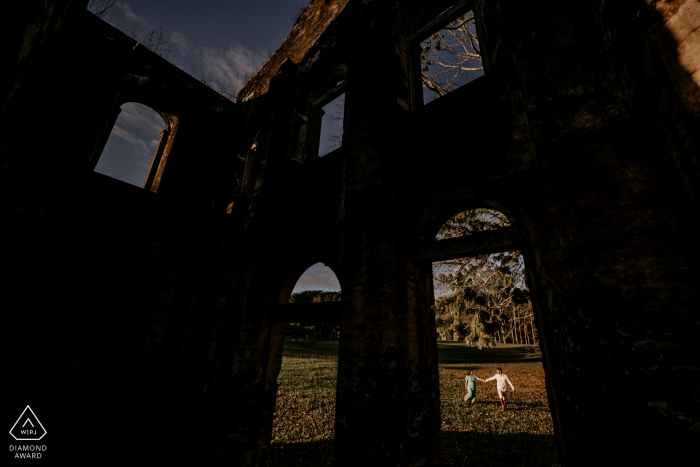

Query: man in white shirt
left=484, top=367, right=516, bottom=411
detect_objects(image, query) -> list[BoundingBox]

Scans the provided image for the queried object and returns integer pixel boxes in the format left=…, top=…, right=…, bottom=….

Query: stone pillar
left=333, top=22, right=442, bottom=466
left=143, top=127, right=170, bottom=191
left=335, top=220, right=442, bottom=466
left=208, top=64, right=302, bottom=467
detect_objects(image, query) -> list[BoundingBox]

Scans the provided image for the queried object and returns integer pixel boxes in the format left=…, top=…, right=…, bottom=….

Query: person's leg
left=498, top=389, right=507, bottom=410
left=466, top=391, right=476, bottom=404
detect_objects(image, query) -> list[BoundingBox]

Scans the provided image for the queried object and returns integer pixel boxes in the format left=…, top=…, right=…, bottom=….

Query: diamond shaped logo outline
left=9, top=405, right=47, bottom=441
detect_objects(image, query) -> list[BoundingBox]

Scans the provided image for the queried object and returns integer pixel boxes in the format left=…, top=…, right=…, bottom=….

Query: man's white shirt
left=485, top=374, right=515, bottom=391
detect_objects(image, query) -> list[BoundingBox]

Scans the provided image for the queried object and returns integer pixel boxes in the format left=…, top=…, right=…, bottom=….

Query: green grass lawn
left=269, top=341, right=558, bottom=467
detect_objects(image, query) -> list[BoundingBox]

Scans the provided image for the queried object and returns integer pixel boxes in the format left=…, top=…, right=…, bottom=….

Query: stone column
left=143, top=128, right=170, bottom=191
left=333, top=22, right=443, bottom=466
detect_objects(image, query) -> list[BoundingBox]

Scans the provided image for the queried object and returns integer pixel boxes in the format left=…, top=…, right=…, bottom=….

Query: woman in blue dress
left=464, top=369, right=485, bottom=404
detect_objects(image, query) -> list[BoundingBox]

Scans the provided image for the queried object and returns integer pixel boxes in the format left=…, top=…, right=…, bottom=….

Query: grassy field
left=269, top=341, right=558, bottom=466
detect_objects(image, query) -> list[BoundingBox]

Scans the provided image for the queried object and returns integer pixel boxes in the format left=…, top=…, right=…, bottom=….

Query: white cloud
left=116, top=1, right=152, bottom=32
left=170, top=31, right=192, bottom=54
left=110, top=126, right=151, bottom=161
left=170, top=31, right=267, bottom=90
left=118, top=103, right=164, bottom=134
left=199, top=43, right=267, bottom=82
left=108, top=5, right=266, bottom=99
left=109, top=104, right=162, bottom=169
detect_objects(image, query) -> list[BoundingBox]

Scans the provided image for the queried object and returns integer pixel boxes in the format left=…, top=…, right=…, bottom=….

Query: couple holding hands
left=464, top=367, right=515, bottom=411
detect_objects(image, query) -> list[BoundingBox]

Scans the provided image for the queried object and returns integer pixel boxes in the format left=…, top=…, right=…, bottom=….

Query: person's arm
left=465, top=378, right=468, bottom=389
left=505, top=375, right=515, bottom=392
left=484, top=375, right=495, bottom=382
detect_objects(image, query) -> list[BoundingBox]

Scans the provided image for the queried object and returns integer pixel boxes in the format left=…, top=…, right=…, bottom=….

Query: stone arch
left=278, top=257, right=344, bottom=305
left=256, top=254, right=344, bottom=452
left=421, top=195, right=526, bottom=242
left=419, top=192, right=561, bottom=446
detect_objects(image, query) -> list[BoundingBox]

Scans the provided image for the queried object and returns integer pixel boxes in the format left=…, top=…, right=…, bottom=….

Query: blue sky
left=318, top=93, right=345, bottom=157
left=94, top=1, right=307, bottom=187
left=420, top=10, right=484, bottom=104
left=92, top=2, right=341, bottom=292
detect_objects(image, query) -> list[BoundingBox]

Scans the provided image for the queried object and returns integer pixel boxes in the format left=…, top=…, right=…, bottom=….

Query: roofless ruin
left=3, top=1, right=698, bottom=465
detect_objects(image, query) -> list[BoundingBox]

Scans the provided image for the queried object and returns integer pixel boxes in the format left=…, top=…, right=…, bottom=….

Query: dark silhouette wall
left=2, top=1, right=698, bottom=465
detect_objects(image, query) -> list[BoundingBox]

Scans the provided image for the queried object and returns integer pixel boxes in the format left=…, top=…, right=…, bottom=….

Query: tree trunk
left=525, top=320, right=530, bottom=345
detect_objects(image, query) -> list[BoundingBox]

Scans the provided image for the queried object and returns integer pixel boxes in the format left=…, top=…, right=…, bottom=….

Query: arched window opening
left=427, top=208, right=558, bottom=465
left=271, top=262, right=341, bottom=460
left=291, top=262, right=342, bottom=294
left=93, top=102, right=169, bottom=187
left=409, top=0, right=489, bottom=107
left=307, top=77, right=347, bottom=160
left=284, top=262, right=342, bottom=342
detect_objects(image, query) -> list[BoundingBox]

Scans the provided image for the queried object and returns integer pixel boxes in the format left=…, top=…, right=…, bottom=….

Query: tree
left=325, top=95, right=345, bottom=149
left=87, top=0, right=116, bottom=19
left=432, top=209, right=534, bottom=349
left=420, top=10, right=483, bottom=100
left=289, top=290, right=341, bottom=340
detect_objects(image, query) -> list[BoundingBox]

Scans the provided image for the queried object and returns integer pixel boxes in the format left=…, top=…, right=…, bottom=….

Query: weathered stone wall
left=475, top=0, right=700, bottom=463
left=2, top=5, right=240, bottom=461
left=237, top=0, right=352, bottom=101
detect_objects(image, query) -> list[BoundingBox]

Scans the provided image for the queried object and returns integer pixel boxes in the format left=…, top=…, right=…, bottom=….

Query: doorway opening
left=270, top=262, right=341, bottom=464
left=428, top=207, right=558, bottom=466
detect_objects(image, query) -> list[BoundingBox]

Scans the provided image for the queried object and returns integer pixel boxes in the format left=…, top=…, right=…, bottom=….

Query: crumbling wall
left=2, top=5, right=241, bottom=462
left=238, top=0, right=352, bottom=101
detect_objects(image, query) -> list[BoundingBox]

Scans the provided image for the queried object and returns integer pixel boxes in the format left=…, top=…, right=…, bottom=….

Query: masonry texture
left=2, top=0, right=698, bottom=465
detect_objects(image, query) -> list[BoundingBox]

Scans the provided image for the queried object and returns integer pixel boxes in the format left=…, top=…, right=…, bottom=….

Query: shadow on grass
left=442, top=431, right=558, bottom=467
left=283, top=340, right=340, bottom=358
left=268, top=439, right=334, bottom=467
left=437, top=342, right=542, bottom=365
left=267, top=433, right=557, bottom=467
left=284, top=341, right=542, bottom=365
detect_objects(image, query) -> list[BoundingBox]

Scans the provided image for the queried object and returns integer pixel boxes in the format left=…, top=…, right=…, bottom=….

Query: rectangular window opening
left=414, top=4, right=486, bottom=105
left=318, top=92, right=345, bottom=158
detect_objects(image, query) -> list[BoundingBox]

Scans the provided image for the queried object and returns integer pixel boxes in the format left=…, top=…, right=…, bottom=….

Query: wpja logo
left=9, top=406, right=47, bottom=459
